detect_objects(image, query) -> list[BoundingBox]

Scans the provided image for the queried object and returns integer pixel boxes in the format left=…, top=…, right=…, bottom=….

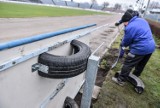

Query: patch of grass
left=154, top=35, right=160, bottom=45
left=0, top=2, right=107, bottom=18
left=100, top=59, right=107, bottom=70
left=93, top=34, right=160, bottom=108
left=112, top=30, right=124, bottom=49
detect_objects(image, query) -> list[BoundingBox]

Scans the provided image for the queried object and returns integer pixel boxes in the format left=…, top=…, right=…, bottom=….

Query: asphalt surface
left=0, top=14, right=122, bottom=57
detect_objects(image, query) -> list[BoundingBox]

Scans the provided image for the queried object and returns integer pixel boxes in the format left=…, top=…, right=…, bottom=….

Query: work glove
left=124, top=49, right=130, bottom=55
left=119, top=47, right=124, bottom=58
left=115, top=22, right=120, bottom=26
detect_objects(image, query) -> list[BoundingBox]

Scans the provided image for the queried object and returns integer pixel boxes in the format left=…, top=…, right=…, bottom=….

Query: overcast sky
left=66, top=0, right=160, bottom=10
left=70, top=0, right=160, bottom=6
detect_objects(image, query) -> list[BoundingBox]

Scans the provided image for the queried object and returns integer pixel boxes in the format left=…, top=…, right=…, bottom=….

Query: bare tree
left=101, top=2, right=109, bottom=10
left=149, top=1, right=160, bottom=9
left=51, top=0, right=56, bottom=5
left=90, top=0, right=97, bottom=9
left=114, top=3, right=121, bottom=11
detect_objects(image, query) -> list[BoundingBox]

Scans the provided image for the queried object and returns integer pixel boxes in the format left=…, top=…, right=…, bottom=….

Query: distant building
left=150, top=9, right=160, bottom=14
left=103, top=7, right=124, bottom=13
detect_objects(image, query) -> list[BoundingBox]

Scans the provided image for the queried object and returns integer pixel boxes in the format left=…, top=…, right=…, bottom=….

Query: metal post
left=143, top=0, right=150, bottom=17
left=80, top=55, right=100, bottom=108
left=140, top=0, right=144, bottom=13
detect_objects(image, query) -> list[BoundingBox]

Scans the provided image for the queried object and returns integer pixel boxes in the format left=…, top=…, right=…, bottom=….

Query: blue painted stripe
left=0, top=24, right=96, bottom=51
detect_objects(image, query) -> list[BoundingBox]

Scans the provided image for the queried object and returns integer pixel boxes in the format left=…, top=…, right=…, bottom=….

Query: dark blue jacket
left=121, top=16, right=155, bottom=55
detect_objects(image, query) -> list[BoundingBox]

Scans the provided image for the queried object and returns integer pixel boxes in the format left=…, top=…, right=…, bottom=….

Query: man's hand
left=124, top=49, right=130, bottom=55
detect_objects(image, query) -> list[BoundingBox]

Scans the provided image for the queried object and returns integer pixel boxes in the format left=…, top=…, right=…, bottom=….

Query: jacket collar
left=129, top=16, right=138, bottom=23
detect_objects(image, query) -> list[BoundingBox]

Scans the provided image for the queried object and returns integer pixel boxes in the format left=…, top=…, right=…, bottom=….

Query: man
left=112, top=9, right=156, bottom=86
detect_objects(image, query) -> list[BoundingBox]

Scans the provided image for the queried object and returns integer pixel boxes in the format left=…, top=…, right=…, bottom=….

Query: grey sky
left=66, top=0, right=160, bottom=10
left=71, top=0, right=160, bottom=6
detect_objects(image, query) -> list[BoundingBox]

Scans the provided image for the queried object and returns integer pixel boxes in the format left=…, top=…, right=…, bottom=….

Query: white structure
left=0, top=24, right=109, bottom=108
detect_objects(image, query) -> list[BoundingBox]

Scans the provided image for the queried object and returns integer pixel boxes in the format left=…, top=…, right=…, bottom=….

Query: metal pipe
left=0, top=24, right=96, bottom=51
left=143, top=0, right=150, bottom=17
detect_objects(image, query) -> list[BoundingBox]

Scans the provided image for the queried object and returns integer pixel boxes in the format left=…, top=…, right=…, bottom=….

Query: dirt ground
left=0, top=15, right=121, bottom=42
left=0, top=14, right=122, bottom=107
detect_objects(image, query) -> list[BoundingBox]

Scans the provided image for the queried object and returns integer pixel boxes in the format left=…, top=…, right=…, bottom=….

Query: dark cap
left=121, top=9, right=134, bottom=22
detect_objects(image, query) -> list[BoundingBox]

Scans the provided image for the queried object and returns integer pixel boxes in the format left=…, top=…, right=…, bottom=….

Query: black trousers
left=119, top=53, right=152, bottom=81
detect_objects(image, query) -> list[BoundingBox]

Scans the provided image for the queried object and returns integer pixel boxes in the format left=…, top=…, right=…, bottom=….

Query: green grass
left=93, top=34, right=160, bottom=108
left=0, top=2, right=107, bottom=18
